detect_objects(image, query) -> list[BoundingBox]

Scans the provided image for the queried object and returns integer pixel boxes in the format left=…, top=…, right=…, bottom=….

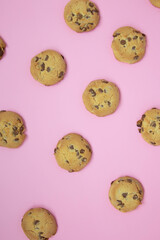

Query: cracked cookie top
left=109, top=176, right=144, bottom=212
left=82, top=79, right=120, bottom=117
left=54, top=133, right=92, bottom=172
left=137, top=108, right=160, bottom=146
left=30, top=50, right=67, bottom=86
left=64, top=0, right=100, bottom=33
left=111, top=26, right=146, bottom=64
left=21, top=208, right=57, bottom=240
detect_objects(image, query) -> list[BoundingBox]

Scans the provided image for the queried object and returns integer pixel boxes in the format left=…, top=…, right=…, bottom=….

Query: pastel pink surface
left=1, top=0, right=160, bottom=239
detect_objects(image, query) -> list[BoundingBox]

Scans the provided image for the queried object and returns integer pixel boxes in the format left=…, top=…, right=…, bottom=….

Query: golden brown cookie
left=111, top=26, right=146, bottom=64
left=82, top=79, right=120, bottom=117
left=149, top=0, right=160, bottom=7
left=21, top=208, right=57, bottom=240
left=0, top=110, right=26, bottom=148
left=64, top=0, right=100, bottom=33
left=137, top=108, right=160, bottom=146
left=109, top=176, right=144, bottom=212
left=54, top=133, right=92, bottom=172
left=0, top=37, right=6, bottom=60
left=30, top=50, right=67, bottom=86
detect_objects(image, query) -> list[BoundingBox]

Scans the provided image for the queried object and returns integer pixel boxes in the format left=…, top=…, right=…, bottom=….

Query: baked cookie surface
left=149, top=0, right=160, bottom=7
left=111, top=26, right=146, bottom=64
left=0, top=37, right=6, bottom=60
left=64, top=0, right=100, bottom=33
left=0, top=111, right=26, bottom=148
left=54, top=133, right=92, bottom=172
left=82, top=79, right=120, bottom=117
left=137, top=108, right=160, bottom=146
left=21, top=208, right=57, bottom=240
left=109, top=176, right=144, bottom=212
left=30, top=50, right=66, bottom=86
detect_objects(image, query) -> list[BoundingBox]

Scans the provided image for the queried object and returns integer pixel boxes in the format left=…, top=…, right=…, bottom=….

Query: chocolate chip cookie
left=112, top=26, right=146, bottom=64
left=21, top=208, right=57, bottom=240
left=0, top=111, right=26, bottom=148
left=137, top=108, right=160, bottom=146
left=109, top=176, right=144, bottom=212
left=64, top=0, right=100, bottom=33
left=82, top=79, right=120, bottom=117
left=54, top=133, right=92, bottom=172
left=30, top=50, right=67, bottom=86
left=149, top=0, right=160, bottom=7
left=0, top=37, right=6, bottom=60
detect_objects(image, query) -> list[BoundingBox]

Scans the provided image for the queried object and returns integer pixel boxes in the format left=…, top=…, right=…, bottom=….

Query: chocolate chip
left=151, top=142, right=156, bottom=145
left=132, top=46, right=136, bottom=50
left=127, top=37, right=132, bottom=41
left=35, top=56, right=39, bottom=62
left=12, top=126, right=19, bottom=136
left=150, top=121, right=156, bottom=127
left=87, top=8, right=91, bottom=12
left=135, top=31, right=140, bottom=33
left=69, top=145, right=74, bottom=149
left=142, top=114, right=146, bottom=120
left=141, top=127, right=144, bottom=132
left=0, top=132, right=2, bottom=137
left=34, top=220, right=40, bottom=225
left=111, top=181, right=114, bottom=184
left=0, top=47, right=4, bottom=57
left=117, top=200, right=124, bottom=207
left=92, top=8, right=99, bottom=13
left=138, top=129, right=141, bottom=133
left=95, top=105, right=99, bottom=109
left=142, top=33, right=146, bottom=37
left=86, top=145, right=91, bottom=152
left=41, top=63, right=45, bottom=71
left=20, top=125, right=24, bottom=134
left=17, top=118, right=21, bottom=123
left=118, top=179, right=124, bottom=182
left=69, top=169, right=74, bottom=172
left=122, top=193, right=128, bottom=198
left=54, top=148, right=57, bottom=154
left=75, top=21, right=80, bottom=25
left=120, top=39, right=126, bottom=45
left=77, top=13, right=83, bottom=19
left=137, top=120, right=142, bottom=127
left=14, top=138, right=19, bottom=141
left=139, top=190, right=142, bottom=195
left=66, top=160, right=69, bottom=164
left=78, top=155, right=82, bottom=159
left=133, top=36, right=138, bottom=40
left=89, top=88, right=96, bottom=97
left=28, top=212, right=32, bottom=215
left=61, top=55, right=64, bottom=59
left=0, top=110, right=6, bottom=112
left=133, top=194, right=138, bottom=200
left=80, top=149, right=85, bottom=154
left=89, top=2, right=94, bottom=7
left=80, top=27, right=87, bottom=31
left=113, top=33, right=120, bottom=38
left=127, top=179, right=132, bottom=183
left=88, top=22, right=94, bottom=25
left=72, top=13, right=75, bottom=16
left=68, top=16, right=73, bottom=22
left=134, top=55, right=139, bottom=60
left=3, top=139, right=7, bottom=143
left=58, top=71, right=64, bottom=78
left=102, top=80, right=108, bottom=84
left=46, top=67, right=51, bottom=72
left=82, top=157, right=87, bottom=162
left=98, top=88, right=103, bottom=93
left=108, top=101, right=111, bottom=107
left=44, top=55, right=49, bottom=61
left=139, top=37, right=144, bottom=40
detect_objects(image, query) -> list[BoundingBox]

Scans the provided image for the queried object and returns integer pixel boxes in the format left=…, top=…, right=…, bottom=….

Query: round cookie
left=149, top=0, right=160, bottom=7
left=0, top=110, right=26, bottom=148
left=82, top=79, right=120, bottom=117
left=64, top=0, right=100, bottom=33
left=109, top=176, right=144, bottom=212
left=21, top=208, right=57, bottom=240
left=54, top=133, right=92, bottom=172
left=111, top=26, right=146, bottom=64
left=30, top=50, right=67, bottom=86
left=137, top=108, right=160, bottom=146
left=0, top=37, right=6, bottom=60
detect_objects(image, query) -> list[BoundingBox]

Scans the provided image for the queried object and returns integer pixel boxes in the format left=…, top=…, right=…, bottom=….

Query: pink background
left=1, top=0, right=160, bottom=239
